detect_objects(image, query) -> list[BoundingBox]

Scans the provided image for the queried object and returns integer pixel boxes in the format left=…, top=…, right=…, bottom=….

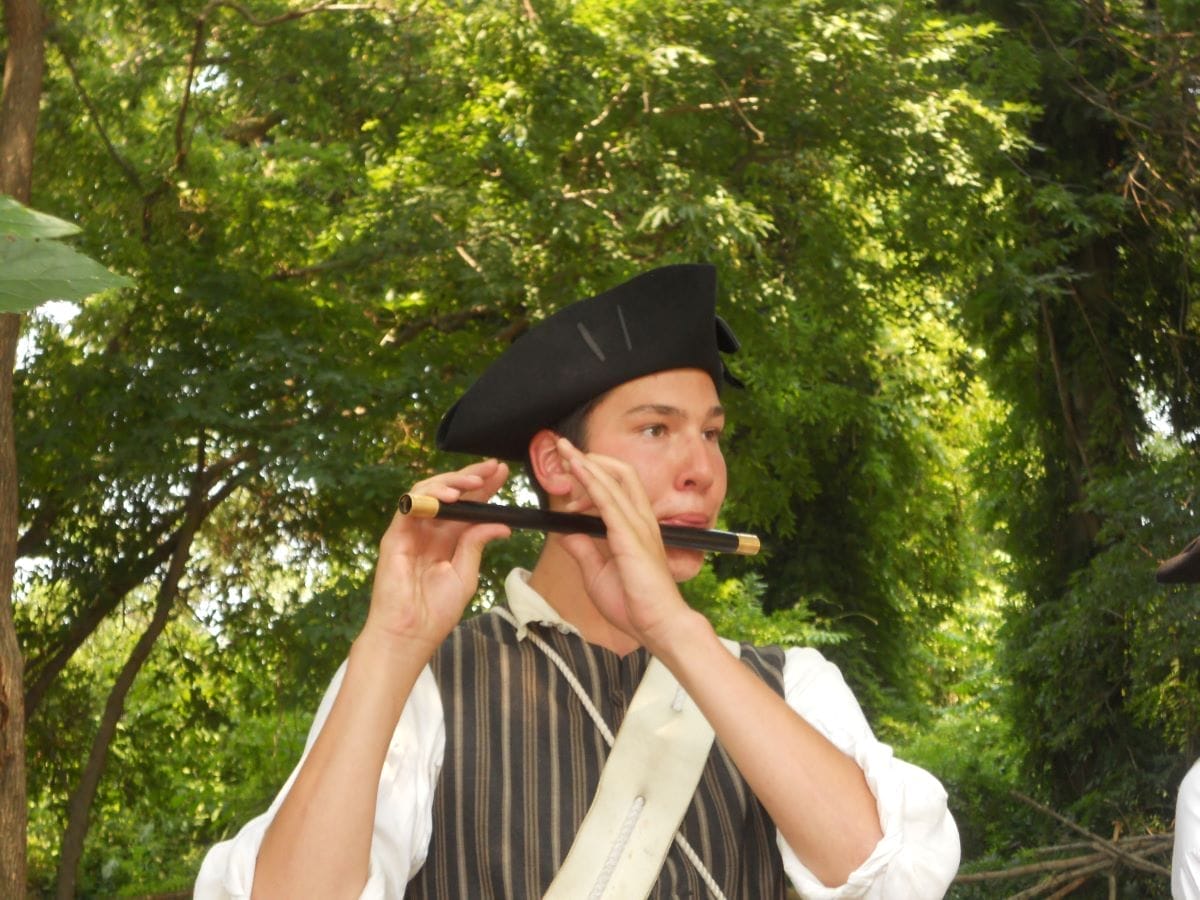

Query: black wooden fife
left=397, top=495, right=761, bottom=556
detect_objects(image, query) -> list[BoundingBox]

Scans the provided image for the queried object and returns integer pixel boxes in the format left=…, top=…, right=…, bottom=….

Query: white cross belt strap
left=544, top=639, right=741, bottom=900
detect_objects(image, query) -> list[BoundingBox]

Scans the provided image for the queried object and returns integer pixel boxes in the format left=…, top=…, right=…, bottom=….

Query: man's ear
left=528, top=429, right=574, bottom=500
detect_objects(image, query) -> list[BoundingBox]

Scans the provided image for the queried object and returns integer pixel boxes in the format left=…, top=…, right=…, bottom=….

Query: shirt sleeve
left=776, top=646, right=960, bottom=899
left=193, top=661, right=445, bottom=899
left=1173, top=760, right=1200, bottom=900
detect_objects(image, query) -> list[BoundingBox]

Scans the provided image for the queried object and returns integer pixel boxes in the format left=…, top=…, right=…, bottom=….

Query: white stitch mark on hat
left=577, top=322, right=606, bottom=362
left=616, top=305, right=632, bottom=351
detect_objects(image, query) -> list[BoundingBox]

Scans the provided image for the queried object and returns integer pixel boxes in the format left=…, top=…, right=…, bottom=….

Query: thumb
left=560, top=532, right=608, bottom=579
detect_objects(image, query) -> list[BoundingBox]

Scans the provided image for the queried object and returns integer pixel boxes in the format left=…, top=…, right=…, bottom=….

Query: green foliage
left=23, top=570, right=344, bottom=895
left=683, top=568, right=849, bottom=652
left=893, top=572, right=1042, bottom=861
left=941, top=3, right=1200, bottom=836
left=0, top=197, right=78, bottom=239
left=1000, top=448, right=1200, bottom=814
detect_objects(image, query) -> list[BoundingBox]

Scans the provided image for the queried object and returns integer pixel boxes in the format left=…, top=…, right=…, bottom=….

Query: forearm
left=650, top=611, right=882, bottom=888
left=253, top=630, right=430, bottom=900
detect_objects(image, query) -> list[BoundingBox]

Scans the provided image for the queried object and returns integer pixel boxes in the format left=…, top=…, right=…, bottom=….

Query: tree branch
left=1040, top=296, right=1093, bottom=476
left=1067, top=283, right=1141, bottom=461
left=149, top=0, right=374, bottom=229
left=1012, top=791, right=1173, bottom=878
left=23, top=446, right=257, bottom=720
left=650, top=95, right=763, bottom=117
left=47, top=33, right=144, bottom=191
left=53, top=436, right=212, bottom=899
left=379, top=304, right=518, bottom=348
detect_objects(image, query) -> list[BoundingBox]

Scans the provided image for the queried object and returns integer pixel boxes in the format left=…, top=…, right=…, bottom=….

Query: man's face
left=578, top=367, right=728, bottom=581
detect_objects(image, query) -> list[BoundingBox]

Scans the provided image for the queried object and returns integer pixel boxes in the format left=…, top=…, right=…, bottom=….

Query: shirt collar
left=503, top=568, right=581, bottom=640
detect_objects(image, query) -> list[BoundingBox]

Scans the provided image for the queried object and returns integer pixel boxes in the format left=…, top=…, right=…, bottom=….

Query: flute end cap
left=398, top=494, right=440, bottom=518
left=736, top=533, right=761, bottom=556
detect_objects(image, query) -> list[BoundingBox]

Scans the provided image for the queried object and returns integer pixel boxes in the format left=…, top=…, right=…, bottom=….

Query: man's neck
left=527, top=536, right=641, bottom=656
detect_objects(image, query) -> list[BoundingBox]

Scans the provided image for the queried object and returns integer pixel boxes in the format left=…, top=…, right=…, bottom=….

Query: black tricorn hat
left=1156, top=535, right=1200, bottom=584
left=436, top=263, right=741, bottom=461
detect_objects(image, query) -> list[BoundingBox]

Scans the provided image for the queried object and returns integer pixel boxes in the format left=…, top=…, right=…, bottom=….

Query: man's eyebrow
left=623, top=404, right=726, bottom=418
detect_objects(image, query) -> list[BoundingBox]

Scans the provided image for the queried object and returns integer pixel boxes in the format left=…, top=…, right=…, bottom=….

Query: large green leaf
left=0, top=235, right=131, bottom=312
left=0, top=194, right=80, bottom=239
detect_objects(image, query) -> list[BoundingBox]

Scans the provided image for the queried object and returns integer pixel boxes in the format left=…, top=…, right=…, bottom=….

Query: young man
left=197, top=264, right=960, bottom=898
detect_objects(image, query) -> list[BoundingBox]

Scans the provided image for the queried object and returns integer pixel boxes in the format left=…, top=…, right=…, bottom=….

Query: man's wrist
left=642, top=606, right=718, bottom=664
left=349, top=625, right=436, bottom=716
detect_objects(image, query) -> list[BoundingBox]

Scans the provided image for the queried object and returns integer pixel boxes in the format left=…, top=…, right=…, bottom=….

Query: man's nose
left=675, top=433, right=716, bottom=491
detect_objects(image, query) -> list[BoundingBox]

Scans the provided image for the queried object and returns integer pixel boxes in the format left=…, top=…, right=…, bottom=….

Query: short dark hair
left=524, top=392, right=605, bottom=509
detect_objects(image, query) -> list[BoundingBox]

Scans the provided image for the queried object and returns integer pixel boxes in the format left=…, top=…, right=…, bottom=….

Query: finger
left=395, top=460, right=510, bottom=537
left=449, top=522, right=512, bottom=587
left=580, top=454, right=657, bottom=527
left=560, top=493, right=595, bottom=514
left=461, top=460, right=509, bottom=502
left=560, top=443, right=659, bottom=546
left=566, top=467, right=649, bottom=549
left=557, top=439, right=631, bottom=504
left=558, top=440, right=646, bottom=511
left=409, top=458, right=505, bottom=502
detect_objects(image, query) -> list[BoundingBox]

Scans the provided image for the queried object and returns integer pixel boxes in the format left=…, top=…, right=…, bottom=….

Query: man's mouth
left=658, top=514, right=712, bottom=529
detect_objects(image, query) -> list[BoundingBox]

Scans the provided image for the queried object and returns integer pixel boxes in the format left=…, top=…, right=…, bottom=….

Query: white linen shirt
left=1175, top=760, right=1200, bottom=900
left=196, top=568, right=960, bottom=899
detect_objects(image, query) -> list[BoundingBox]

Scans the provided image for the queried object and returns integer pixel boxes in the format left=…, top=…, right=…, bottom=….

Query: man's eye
left=641, top=424, right=666, bottom=437
left=704, top=428, right=723, bottom=442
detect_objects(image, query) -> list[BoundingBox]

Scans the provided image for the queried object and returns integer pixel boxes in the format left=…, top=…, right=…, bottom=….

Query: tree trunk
left=0, top=314, right=25, bottom=900
left=0, top=0, right=44, bottom=190
left=0, top=0, right=47, bottom=894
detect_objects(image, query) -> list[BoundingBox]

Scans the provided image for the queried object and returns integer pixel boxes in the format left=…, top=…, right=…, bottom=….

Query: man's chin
left=666, top=547, right=706, bottom=582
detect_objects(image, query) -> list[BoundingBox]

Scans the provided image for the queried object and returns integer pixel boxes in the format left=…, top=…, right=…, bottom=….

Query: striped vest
left=406, top=608, right=789, bottom=899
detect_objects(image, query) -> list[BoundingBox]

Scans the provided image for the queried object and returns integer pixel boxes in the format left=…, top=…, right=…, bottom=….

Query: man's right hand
left=363, top=457, right=512, bottom=655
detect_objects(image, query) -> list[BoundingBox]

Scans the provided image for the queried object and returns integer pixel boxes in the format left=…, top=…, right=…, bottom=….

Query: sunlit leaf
left=0, top=195, right=80, bottom=239
left=0, top=237, right=130, bottom=312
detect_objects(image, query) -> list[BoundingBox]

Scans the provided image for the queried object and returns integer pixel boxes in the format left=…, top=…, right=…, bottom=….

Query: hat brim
left=1156, top=536, right=1200, bottom=584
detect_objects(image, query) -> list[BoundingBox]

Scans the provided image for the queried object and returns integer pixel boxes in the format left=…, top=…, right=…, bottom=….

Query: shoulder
left=438, top=607, right=518, bottom=648
left=719, top=640, right=848, bottom=694
left=1182, top=759, right=1200, bottom=794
